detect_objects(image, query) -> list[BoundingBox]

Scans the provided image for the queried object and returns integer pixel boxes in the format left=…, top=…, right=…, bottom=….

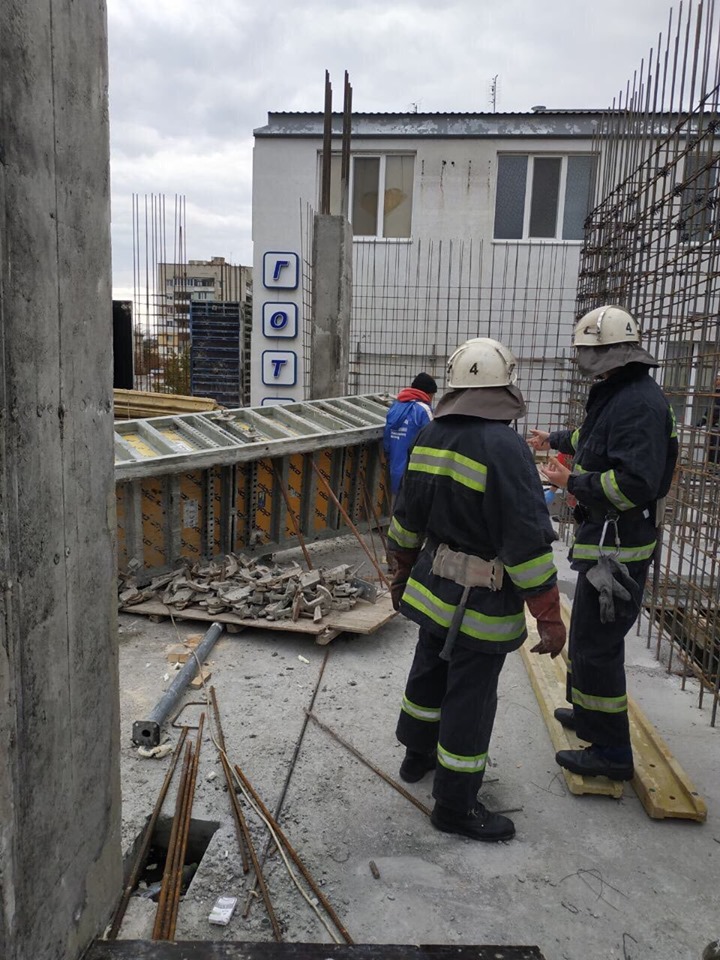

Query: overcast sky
left=107, top=0, right=671, bottom=300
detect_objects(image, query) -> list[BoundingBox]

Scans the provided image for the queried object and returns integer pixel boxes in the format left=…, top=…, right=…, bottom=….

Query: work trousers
left=396, top=627, right=506, bottom=813
left=566, top=561, right=650, bottom=747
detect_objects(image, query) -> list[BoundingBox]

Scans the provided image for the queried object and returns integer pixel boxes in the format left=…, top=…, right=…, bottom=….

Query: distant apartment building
left=157, top=256, right=252, bottom=326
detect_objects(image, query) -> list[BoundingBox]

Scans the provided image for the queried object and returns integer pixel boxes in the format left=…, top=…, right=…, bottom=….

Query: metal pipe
left=107, top=726, right=189, bottom=938
left=132, top=622, right=223, bottom=747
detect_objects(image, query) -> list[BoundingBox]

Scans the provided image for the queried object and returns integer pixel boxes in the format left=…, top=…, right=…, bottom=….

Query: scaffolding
left=572, top=0, right=720, bottom=721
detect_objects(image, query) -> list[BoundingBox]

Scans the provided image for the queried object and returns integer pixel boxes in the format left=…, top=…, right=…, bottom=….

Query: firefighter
left=388, top=337, right=566, bottom=842
left=530, top=305, right=678, bottom=781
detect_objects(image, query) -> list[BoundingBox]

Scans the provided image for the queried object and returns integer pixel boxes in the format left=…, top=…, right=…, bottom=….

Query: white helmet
left=573, top=305, right=641, bottom=347
left=446, top=337, right=518, bottom=388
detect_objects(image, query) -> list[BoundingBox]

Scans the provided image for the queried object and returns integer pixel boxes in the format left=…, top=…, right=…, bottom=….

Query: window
left=494, top=154, right=596, bottom=241
left=679, top=152, right=718, bottom=243
left=325, top=154, right=414, bottom=239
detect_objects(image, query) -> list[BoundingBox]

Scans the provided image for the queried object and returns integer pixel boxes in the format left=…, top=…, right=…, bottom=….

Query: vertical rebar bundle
left=573, top=0, right=720, bottom=722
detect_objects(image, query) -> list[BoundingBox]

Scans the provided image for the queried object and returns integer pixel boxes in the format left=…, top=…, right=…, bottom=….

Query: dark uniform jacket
left=549, top=364, right=678, bottom=572
left=386, top=414, right=557, bottom=655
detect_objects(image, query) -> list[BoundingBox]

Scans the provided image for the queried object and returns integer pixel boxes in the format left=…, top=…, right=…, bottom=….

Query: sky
left=107, top=0, right=672, bottom=300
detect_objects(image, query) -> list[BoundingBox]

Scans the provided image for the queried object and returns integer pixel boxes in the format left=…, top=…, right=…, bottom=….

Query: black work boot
left=556, top=744, right=634, bottom=781
left=554, top=707, right=576, bottom=730
left=399, top=749, right=436, bottom=783
left=431, top=801, right=515, bottom=842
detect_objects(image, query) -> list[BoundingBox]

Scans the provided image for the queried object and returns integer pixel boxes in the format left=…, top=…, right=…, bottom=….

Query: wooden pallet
left=120, top=593, right=396, bottom=645
left=522, top=609, right=707, bottom=821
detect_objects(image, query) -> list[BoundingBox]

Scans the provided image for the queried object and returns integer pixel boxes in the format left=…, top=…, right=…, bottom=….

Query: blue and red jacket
left=383, top=388, right=434, bottom=494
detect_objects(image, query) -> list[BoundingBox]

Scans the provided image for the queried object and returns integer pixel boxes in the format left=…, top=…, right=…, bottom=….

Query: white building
left=252, top=110, right=601, bottom=424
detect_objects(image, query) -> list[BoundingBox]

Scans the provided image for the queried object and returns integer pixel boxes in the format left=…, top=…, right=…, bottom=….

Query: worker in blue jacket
left=531, top=305, right=678, bottom=783
left=387, top=338, right=566, bottom=842
left=383, top=372, right=437, bottom=497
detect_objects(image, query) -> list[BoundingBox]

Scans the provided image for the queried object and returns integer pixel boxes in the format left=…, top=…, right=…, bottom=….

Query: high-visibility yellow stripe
left=572, top=686, right=628, bottom=714
left=437, top=743, right=487, bottom=774
left=571, top=428, right=580, bottom=450
left=572, top=541, right=655, bottom=562
left=600, top=469, right=636, bottom=511
left=408, top=446, right=487, bottom=493
left=670, top=408, right=678, bottom=439
left=505, top=551, right=557, bottom=589
left=402, top=578, right=526, bottom=643
left=401, top=696, right=441, bottom=723
left=388, top=516, right=421, bottom=549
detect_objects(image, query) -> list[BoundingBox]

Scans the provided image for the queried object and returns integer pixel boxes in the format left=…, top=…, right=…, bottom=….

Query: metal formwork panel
left=115, top=395, right=392, bottom=577
left=190, top=301, right=242, bottom=407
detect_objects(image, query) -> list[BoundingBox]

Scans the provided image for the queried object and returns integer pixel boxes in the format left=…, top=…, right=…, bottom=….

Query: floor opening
left=130, top=815, right=220, bottom=903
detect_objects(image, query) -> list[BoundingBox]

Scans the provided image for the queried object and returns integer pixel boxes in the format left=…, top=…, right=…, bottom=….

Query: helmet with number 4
left=573, top=305, right=640, bottom=347
left=446, top=337, right=518, bottom=388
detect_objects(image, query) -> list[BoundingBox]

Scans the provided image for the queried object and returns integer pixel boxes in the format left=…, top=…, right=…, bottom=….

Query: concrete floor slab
left=117, top=538, right=720, bottom=960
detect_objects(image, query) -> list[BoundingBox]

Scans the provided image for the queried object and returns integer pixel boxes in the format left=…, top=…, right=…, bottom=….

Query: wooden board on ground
left=120, top=592, right=396, bottom=645
left=523, top=608, right=707, bottom=821
left=519, top=635, right=623, bottom=799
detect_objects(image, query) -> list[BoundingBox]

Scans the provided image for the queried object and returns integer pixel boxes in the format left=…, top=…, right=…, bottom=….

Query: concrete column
left=0, top=3, right=121, bottom=960
left=310, top=214, right=353, bottom=398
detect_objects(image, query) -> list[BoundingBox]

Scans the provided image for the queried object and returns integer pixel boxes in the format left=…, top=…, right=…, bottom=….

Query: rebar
left=107, top=726, right=189, bottom=939
left=305, top=710, right=432, bottom=818
left=571, top=0, right=720, bottom=722
left=232, top=763, right=354, bottom=945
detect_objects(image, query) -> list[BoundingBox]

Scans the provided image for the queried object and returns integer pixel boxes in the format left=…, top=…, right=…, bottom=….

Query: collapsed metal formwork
left=570, top=0, right=720, bottom=721
left=115, top=395, right=392, bottom=579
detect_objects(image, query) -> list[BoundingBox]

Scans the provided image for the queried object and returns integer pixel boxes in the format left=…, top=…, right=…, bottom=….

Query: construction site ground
left=117, top=536, right=720, bottom=960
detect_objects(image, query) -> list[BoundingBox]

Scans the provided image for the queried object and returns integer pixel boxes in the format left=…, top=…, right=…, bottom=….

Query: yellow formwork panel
left=285, top=454, right=304, bottom=539
left=140, top=478, right=167, bottom=571
left=160, top=429, right=198, bottom=453
left=313, top=449, right=334, bottom=533
left=254, top=458, right=275, bottom=546
left=179, top=472, right=204, bottom=562
left=124, top=433, right=158, bottom=460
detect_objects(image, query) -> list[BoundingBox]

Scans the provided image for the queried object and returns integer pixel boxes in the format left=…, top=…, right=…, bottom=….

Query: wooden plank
left=87, top=941, right=546, bottom=960
left=120, top=593, right=396, bottom=640
left=524, top=606, right=707, bottom=820
left=519, top=631, right=624, bottom=799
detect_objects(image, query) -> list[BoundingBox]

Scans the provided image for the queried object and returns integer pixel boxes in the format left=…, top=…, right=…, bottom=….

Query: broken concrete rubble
left=118, top=554, right=367, bottom=624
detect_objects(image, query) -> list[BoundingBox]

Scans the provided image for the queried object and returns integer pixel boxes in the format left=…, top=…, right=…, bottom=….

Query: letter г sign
left=263, top=252, right=299, bottom=290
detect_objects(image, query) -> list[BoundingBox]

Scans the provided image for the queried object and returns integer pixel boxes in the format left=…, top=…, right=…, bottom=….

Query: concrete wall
left=0, top=3, right=121, bottom=959
left=310, top=215, right=353, bottom=399
left=251, top=130, right=591, bottom=420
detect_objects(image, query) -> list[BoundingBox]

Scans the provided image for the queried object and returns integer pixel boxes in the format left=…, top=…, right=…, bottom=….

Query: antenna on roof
left=489, top=75, right=499, bottom=113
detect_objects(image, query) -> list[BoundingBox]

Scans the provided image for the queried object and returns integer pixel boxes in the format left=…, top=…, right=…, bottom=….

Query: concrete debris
left=119, top=553, right=367, bottom=624
left=137, top=742, right=174, bottom=760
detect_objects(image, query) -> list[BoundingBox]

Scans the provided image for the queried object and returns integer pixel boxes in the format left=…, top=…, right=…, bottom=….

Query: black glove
left=389, top=548, right=419, bottom=611
left=526, top=584, right=566, bottom=658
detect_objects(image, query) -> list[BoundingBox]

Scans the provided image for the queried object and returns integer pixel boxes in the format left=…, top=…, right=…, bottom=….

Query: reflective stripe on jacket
left=387, top=415, right=558, bottom=654
left=548, top=364, right=678, bottom=571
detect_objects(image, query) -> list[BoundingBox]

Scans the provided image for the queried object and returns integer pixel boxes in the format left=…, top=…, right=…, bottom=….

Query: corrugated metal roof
left=254, top=110, right=606, bottom=139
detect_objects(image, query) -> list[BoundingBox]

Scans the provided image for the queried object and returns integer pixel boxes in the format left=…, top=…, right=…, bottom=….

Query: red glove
left=526, top=584, right=566, bottom=658
left=389, top=548, right=419, bottom=611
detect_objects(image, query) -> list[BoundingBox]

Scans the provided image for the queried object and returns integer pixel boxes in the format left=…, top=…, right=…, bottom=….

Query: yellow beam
left=522, top=606, right=707, bottom=821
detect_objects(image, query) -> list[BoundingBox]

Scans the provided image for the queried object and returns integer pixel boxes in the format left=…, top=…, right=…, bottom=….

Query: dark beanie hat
left=412, top=372, right=437, bottom=394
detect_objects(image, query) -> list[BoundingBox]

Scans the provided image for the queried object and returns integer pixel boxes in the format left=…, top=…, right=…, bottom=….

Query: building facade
left=252, top=110, right=600, bottom=423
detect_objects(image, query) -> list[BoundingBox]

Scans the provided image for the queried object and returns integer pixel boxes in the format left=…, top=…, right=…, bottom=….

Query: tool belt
left=431, top=543, right=504, bottom=591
